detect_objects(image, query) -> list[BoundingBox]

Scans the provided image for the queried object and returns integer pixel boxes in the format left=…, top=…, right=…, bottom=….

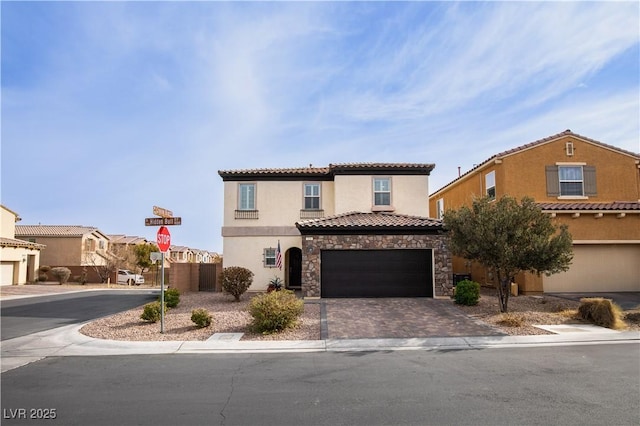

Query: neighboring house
left=170, top=245, right=194, bottom=263
left=108, top=235, right=148, bottom=246
left=219, top=163, right=452, bottom=297
left=429, top=130, right=640, bottom=294
left=15, top=224, right=112, bottom=268
left=0, top=205, right=44, bottom=285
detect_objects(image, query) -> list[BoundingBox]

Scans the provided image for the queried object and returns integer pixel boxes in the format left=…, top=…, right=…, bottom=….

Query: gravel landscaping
left=77, top=287, right=640, bottom=341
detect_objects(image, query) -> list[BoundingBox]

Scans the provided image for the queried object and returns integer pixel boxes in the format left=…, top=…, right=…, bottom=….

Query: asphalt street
left=1, top=344, right=639, bottom=426
left=0, top=291, right=158, bottom=340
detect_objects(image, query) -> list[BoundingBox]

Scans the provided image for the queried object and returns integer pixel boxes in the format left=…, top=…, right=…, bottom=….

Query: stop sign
left=156, top=226, right=171, bottom=253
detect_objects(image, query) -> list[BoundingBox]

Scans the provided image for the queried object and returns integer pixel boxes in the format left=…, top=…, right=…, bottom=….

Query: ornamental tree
left=443, top=196, right=573, bottom=312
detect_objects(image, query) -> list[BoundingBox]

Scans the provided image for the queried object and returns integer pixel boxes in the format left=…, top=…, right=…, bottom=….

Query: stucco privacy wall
left=300, top=234, right=452, bottom=297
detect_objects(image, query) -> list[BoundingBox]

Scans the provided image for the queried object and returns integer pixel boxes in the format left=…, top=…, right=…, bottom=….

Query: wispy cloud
left=2, top=1, right=637, bottom=251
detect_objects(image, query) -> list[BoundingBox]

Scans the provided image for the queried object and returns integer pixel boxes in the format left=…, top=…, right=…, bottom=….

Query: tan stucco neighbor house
left=1, top=205, right=44, bottom=285
left=15, top=224, right=112, bottom=269
left=428, top=130, right=640, bottom=294
left=219, top=163, right=453, bottom=297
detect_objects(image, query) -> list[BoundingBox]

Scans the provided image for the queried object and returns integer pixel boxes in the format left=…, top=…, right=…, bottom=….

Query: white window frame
left=264, top=248, right=277, bottom=268
left=436, top=198, right=444, bottom=220
left=303, top=183, right=321, bottom=210
left=373, top=177, right=391, bottom=206
left=558, top=165, right=584, bottom=197
left=485, top=171, right=496, bottom=200
left=238, top=183, right=256, bottom=210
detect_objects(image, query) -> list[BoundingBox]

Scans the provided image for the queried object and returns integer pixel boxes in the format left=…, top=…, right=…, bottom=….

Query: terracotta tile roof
left=0, top=237, right=45, bottom=249
left=432, top=130, right=640, bottom=195
left=296, top=211, right=443, bottom=230
left=219, top=163, right=435, bottom=180
left=15, top=225, right=102, bottom=238
left=537, top=201, right=640, bottom=211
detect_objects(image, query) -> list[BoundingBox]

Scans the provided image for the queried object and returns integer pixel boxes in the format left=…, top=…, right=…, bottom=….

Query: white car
left=117, top=270, right=144, bottom=286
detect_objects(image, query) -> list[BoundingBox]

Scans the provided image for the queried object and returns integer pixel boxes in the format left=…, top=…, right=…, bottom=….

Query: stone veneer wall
left=300, top=233, right=452, bottom=297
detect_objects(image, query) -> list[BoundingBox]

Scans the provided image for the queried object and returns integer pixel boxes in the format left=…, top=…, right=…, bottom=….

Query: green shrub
left=578, top=298, right=624, bottom=329
left=39, top=265, right=51, bottom=273
left=191, top=308, right=213, bottom=328
left=454, top=279, right=480, bottom=306
left=38, top=274, right=48, bottom=282
left=159, top=288, right=180, bottom=308
left=220, top=266, right=254, bottom=302
left=248, top=290, right=304, bottom=334
left=50, top=267, right=72, bottom=284
left=140, top=301, right=165, bottom=323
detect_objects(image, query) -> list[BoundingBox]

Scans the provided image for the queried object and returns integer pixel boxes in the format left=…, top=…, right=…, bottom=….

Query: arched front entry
left=286, top=247, right=302, bottom=289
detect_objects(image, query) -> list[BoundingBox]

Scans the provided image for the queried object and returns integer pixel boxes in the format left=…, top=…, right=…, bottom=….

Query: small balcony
left=300, top=209, right=325, bottom=219
left=235, top=210, right=259, bottom=219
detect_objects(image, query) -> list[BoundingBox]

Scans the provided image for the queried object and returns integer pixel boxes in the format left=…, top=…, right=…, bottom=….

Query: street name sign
left=145, top=217, right=182, bottom=226
left=153, top=206, right=173, bottom=218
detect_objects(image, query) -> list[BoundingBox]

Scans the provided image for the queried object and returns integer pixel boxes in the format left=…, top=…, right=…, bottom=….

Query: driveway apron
left=324, top=298, right=505, bottom=339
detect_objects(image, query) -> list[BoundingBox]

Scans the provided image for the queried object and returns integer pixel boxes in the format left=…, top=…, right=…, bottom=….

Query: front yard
left=78, top=287, right=640, bottom=341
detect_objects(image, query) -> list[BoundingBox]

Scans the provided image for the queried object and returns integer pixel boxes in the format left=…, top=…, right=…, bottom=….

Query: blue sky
left=2, top=1, right=639, bottom=254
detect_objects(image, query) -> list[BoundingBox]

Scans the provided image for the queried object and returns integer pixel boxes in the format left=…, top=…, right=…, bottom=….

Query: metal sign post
left=160, top=251, right=165, bottom=333
left=146, top=206, right=181, bottom=335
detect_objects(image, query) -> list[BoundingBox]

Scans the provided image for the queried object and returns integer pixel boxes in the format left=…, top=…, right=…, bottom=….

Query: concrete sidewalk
left=2, top=321, right=638, bottom=373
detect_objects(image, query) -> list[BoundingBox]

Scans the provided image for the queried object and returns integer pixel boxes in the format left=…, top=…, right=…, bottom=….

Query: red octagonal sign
left=157, top=226, right=171, bottom=253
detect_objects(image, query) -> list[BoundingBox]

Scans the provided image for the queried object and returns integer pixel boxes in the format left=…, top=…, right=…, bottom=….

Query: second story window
left=436, top=198, right=444, bottom=220
left=485, top=171, right=496, bottom=200
left=559, top=166, right=584, bottom=196
left=238, top=183, right=256, bottom=210
left=304, top=183, right=320, bottom=210
left=373, top=178, right=391, bottom=206
left=546, top=164, right=596, bottom=198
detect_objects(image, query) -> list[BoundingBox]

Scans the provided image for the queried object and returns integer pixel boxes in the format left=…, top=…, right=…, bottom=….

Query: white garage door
left=544, top=244, right=640, bottom=293
left=1, top=262, right=16, bottom=286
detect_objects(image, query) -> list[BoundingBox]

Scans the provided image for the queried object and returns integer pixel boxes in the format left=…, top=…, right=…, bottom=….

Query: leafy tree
left=134, top=243, right=159, bottom=273
left=443, top=196, right=573, bottom=312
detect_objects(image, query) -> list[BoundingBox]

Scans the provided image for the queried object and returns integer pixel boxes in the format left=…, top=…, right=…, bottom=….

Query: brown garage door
left=321, top=249, right=433, bottom=298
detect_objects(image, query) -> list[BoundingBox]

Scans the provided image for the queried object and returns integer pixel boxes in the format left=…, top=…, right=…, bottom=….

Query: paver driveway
left=324, top=298, right=505, bottom=339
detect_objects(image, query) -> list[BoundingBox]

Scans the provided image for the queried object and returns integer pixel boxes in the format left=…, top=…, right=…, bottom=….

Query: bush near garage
left=578, top=298, right=625, bottom=329
left=248, top=290, right=304, bottom=334
left=454, top=279, right=481, bottom=306
left=220, top=266, right=254, bottom=302
left=191, top=308, right=213, bottom=328
left=50, top=267, right=72, bottom=284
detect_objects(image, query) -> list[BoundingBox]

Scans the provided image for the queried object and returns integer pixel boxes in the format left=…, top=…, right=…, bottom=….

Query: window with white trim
left=485, top=171, right=496, bottom=200
left=304, top=183, right=320, bottom=209
left=238, top=183, right=256, bottom=210
left=373, top=178, right=391, bottom=206
left=559, top=166, right=584, bottom=196
left=263, top=248, right=276, bottom=267
left=436, top=198, right=444, bottom=220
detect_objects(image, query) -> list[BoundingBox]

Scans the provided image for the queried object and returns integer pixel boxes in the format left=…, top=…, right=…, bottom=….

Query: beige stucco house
left=219, top=163, right=452, bottom=297
left=15, top=224, right=112, bottom=268
left=0, top=205, right=44, bottom=285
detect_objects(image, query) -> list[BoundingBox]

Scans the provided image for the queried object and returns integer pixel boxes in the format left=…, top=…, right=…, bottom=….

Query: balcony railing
left=300, top=209, right=325, bottom=219
left=235, top=210, right=259, bottom=219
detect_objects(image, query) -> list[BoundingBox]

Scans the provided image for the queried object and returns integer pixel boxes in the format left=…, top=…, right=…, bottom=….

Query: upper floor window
left=485, top=171, right=496, bottom=200
left=559, top=166, right=583, bottom=196
left=436, top=198, right=444, bottom=220
left=84, top=239, right=96, bottom=252
left=238, top=183, right=256, bottom=210
left=373, top=178, right=391, bottom=206
left=304, top=183, right=320, bottom=210
left=546, top=164, right=596, bottom=198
